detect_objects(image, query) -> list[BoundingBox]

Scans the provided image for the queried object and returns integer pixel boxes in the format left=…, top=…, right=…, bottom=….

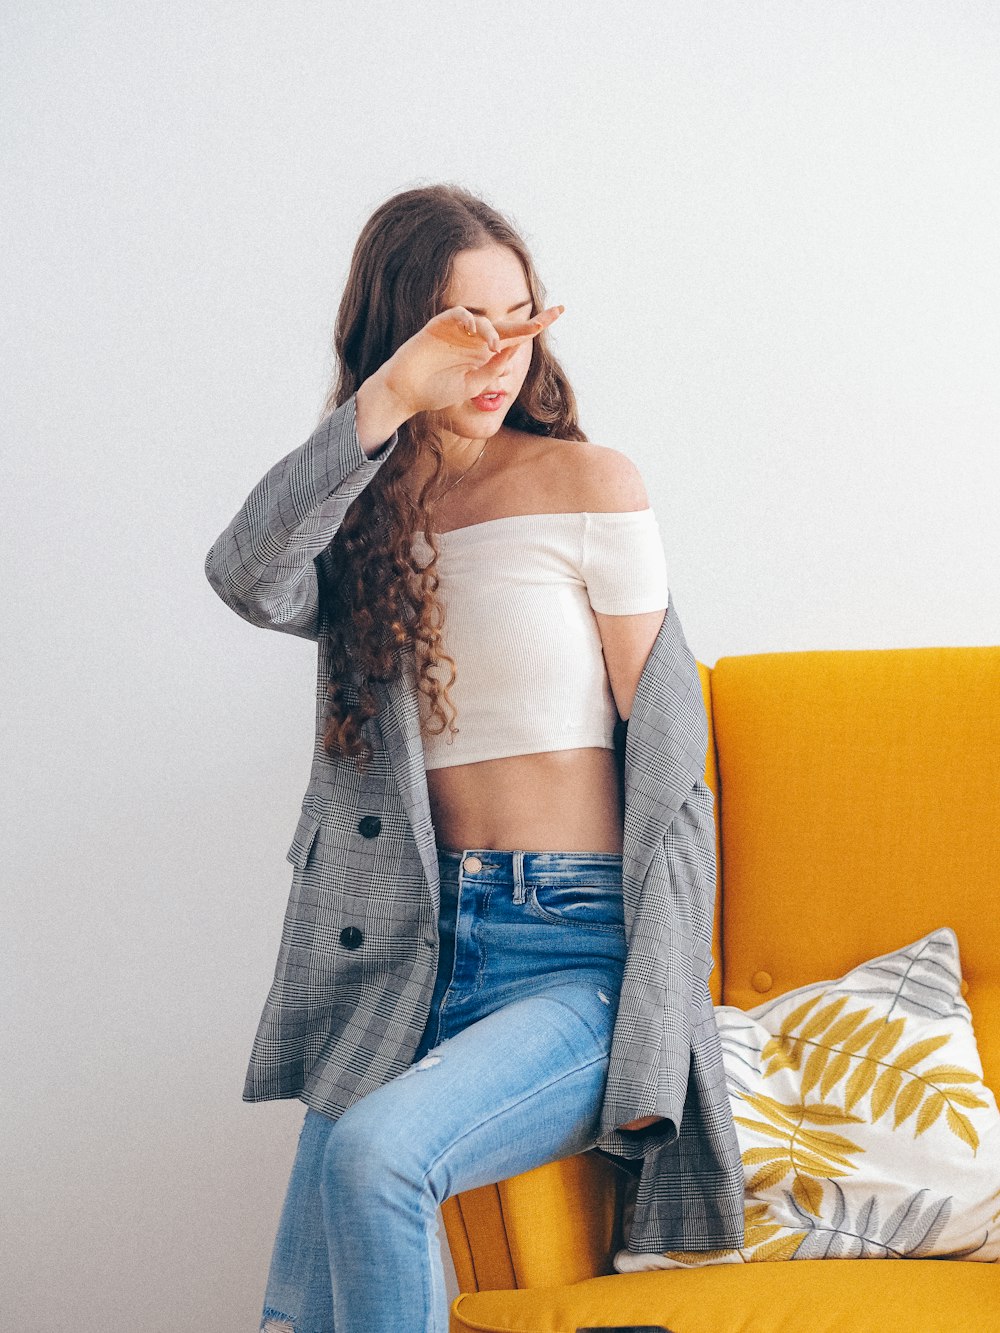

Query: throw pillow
left=615, top=928, right=1000, bottom=1269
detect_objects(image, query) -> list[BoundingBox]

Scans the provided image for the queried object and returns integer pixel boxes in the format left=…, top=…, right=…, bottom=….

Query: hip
left=435, top=844, right=628, bottom=954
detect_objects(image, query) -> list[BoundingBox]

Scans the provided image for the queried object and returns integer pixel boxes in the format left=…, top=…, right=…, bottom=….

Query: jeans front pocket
left=525, top=879, right=626, bottom=933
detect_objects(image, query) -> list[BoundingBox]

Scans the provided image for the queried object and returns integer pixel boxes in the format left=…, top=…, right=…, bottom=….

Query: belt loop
left=512, top=850, right=526, bottom=904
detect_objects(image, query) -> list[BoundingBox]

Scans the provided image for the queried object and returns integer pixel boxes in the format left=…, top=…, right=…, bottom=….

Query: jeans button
left=462, top=855, right=482, bottom=873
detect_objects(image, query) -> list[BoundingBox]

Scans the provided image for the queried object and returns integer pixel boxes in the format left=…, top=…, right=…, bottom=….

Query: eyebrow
left=463, top=298, right=533, bottom=315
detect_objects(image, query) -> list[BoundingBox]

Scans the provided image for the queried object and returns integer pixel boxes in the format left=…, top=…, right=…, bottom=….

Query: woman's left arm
left=579, top=446, right=671, bottom=1134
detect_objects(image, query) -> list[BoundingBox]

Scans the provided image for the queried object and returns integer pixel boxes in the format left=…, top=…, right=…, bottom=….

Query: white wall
left=4, top=3, right=998, bottom=1329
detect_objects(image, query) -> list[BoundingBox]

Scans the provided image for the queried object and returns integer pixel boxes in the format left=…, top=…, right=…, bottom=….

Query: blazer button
left=358, top=815, right=381, bottom=838
left=340, top=926, right=364, bottom=950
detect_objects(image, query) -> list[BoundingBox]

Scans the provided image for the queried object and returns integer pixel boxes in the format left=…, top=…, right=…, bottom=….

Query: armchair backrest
left=706, top=644, right=1000, bottom=1091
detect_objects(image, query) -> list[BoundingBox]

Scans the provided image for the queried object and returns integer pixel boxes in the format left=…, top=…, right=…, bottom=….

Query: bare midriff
left=427, top=745, right=624, bottom=855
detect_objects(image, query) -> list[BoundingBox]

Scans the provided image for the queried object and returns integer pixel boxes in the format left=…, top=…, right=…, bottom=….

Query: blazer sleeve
left=203, top=392, right=400, bottom=640
left=595, top=774, right=718, bottom=1153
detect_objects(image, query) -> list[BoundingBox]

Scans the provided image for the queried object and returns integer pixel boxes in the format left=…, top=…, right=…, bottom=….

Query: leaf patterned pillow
left=615, top=928, right=1000, bottom=1270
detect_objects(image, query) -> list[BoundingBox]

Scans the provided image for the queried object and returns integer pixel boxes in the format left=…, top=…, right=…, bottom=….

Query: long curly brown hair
left=316, top=183, right=589, bottom=772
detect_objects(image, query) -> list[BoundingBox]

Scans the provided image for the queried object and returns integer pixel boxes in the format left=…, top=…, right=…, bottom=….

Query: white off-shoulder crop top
left=409, top=509, right=669, bottom=770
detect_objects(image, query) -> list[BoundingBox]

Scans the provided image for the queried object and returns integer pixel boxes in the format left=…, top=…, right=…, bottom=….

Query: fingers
left=495, top=304, right=565, bottom=344
left=436, top=303, right=564, bottom=353
left=467, top=313, right=502, bottom=353
left=484, top=344, right=518, bottom=365
left=444, top=308, right=502, bottom=353
left=469, top=345, right=516, bottom=376
left=432, top=307, right=493, bottom=351
left=445, top=305, right=565, bottom=349
left=534, top=303, right=565, bottom=327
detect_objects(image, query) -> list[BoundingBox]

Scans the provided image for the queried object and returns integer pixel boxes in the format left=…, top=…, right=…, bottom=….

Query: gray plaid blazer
left=204, top=392, right=745, bottom=1253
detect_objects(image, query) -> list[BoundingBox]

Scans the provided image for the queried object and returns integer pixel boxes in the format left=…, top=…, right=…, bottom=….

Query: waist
left=428, top=745, right=625, bottom=856
left=436, top=846, right=623, bottom=881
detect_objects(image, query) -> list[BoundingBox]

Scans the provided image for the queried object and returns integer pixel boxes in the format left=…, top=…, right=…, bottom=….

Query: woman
left=205, top=183, right=742, bottom=1333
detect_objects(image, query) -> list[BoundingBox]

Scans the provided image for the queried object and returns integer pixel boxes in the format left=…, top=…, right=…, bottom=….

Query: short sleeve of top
left=581, top=508, right=669, bottom=614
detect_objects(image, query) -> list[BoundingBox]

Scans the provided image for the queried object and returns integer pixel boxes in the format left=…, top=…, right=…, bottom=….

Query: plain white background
left=4, top=3, right=998, bottom=1329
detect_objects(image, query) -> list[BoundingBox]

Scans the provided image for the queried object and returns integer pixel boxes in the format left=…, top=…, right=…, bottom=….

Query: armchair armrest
left=441, top=1150, right=630, bottom=1293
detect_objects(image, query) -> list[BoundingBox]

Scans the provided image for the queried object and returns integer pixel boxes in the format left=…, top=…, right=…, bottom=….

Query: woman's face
left=433, top=243, right=536, bottom=443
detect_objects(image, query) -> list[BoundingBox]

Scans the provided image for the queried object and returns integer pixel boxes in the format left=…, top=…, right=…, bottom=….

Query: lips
left=471, top=391, right=506, bottom=406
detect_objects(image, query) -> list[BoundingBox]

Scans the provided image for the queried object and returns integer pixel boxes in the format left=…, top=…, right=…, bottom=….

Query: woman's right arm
left=203, top=370, right=412, bottom=640
left=203, top=301, right=561, bottom=639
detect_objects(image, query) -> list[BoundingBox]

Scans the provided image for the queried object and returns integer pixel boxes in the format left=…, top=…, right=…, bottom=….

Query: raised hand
left=378, top=303, right=564, bottom=418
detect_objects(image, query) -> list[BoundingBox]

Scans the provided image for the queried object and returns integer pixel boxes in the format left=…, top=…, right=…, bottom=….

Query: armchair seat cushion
left=450, top=1258, right=999, bottom=1333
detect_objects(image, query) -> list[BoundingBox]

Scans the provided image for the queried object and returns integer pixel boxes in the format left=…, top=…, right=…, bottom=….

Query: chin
left=445, top=405, right=511, bottom=433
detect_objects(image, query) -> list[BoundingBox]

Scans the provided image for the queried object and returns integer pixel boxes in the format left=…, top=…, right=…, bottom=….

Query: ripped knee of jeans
left=261, top=1308, right=296, bottom=1331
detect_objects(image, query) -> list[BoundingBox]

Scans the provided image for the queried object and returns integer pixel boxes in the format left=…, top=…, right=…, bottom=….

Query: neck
left=438, top=426, right=489, bottom=474
left=405, top=420, right=507, bottom=505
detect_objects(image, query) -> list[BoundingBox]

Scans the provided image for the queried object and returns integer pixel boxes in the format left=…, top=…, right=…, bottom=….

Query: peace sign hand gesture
left=378, top=303, right=565, bottom=418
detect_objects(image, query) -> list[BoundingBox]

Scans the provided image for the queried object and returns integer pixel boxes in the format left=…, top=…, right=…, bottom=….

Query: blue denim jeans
left=259, top=844, right=628, bottom=1333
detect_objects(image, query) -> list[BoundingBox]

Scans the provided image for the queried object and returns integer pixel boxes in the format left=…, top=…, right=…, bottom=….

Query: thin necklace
left=436, top=437, right=490, bottom=504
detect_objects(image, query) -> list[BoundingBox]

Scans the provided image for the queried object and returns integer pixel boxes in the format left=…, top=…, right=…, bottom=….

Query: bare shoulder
left=536, top=435, right=651, bottom=513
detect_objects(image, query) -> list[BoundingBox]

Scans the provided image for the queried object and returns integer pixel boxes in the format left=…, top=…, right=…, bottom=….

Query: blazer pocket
left=286, top=807, right=322, bottom=869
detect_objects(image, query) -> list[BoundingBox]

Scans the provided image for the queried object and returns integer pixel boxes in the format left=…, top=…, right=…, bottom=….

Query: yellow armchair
left=442, top=644, right=1000, bottom=1333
